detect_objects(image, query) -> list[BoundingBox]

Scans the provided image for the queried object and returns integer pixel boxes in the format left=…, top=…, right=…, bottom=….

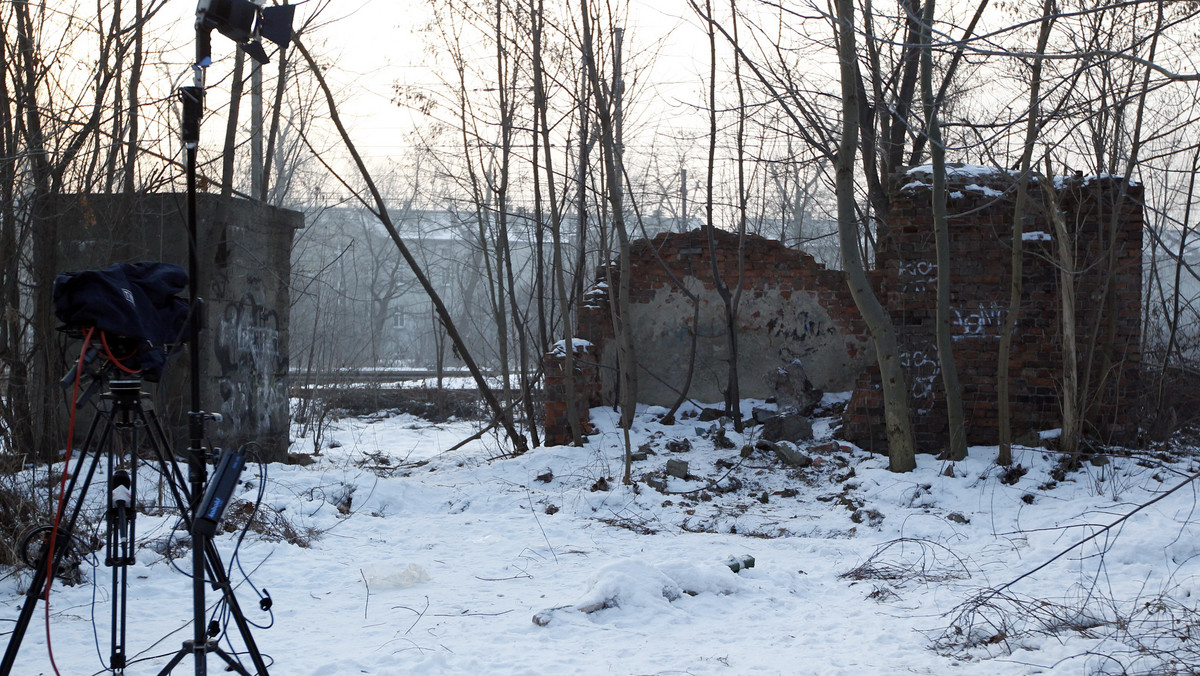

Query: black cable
left=223, top=446, right=275, bottom=630
left=72, top=511, right=107, bottom=673
left=88, top=545, right=105, bottom=670
left=106, top=437, right=275, bottom=665
left=104, top=649, right=179, bottom=672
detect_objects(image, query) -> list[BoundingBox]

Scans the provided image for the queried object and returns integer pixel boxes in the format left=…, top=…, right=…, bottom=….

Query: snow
left=550, top=338, right=593, bottom=357
left=1053, top=173, right=1142, bottom=189
left=3, top=399, right=1199, bottom=675
left=903, top=164, right=1141, bottom=190
left=906, top=163, right=1013, bottom=179
left=963, top=183, right=1005, bottom=197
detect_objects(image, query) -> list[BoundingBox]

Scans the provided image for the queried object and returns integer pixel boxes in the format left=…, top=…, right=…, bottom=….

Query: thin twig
left=405, top=596, right=429, bottom=635
left=992, top=470, right=1200, bottom=598
left=359, top=568, right=371, bottom=620
left=528, top=493, right=559, bottom=564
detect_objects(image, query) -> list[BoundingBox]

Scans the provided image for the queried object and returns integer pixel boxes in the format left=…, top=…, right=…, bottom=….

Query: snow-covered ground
left=3, top=397, right=1199, bottom=675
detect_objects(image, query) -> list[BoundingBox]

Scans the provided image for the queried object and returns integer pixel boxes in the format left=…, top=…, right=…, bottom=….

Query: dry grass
left=840, top=538, right=972, bottom=585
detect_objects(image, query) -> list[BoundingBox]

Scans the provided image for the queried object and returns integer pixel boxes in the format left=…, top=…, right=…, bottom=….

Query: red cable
left=43, top=326, right=94, bottom=675
left=100, top=330, right=141, bottom=374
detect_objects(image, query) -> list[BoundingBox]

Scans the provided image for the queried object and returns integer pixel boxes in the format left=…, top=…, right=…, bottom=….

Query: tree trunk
left=834, top=0, right=915, bottom=471
left=919, top=0, right=967, bottom=461
left=998, top=0, right=1055, bottom=466
left=221, top=49, right=246, bottom=196
left=582, top=6, right=637, bottom=482
left=122, top=0, right=144, bottom=195
left=262, top=48, right=289, bottom=203
left=533, top=0, right=584, bottom=445
left=1043, top=168, right=1080, bottom=457
left=701, top=0, right=745, bottom=430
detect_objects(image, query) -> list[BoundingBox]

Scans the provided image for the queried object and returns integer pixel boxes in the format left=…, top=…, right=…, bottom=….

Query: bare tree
left=295, top=35, right=529, bottom=455
left=997, top=0, right=1056, bottom=466
left=834, top=0, right=915, bottom=471
left=581, top=0, right=639, bottom=483
left=697, top=0, right=746, bottom=430
left=919, top=0, right=967, bottom=461
left=531, top=0, right=585, bottom=445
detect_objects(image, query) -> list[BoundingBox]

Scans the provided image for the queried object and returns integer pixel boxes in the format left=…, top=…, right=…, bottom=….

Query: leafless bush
left=933, top=468, right=1200, bottom=672
left=1096, top=594, right=1200, bottom=676
left=1143, top=364, right=1200, bottom=442
left=933, top=588, right=1111, bottom=657
left=0, top=476, right=40, bottom=568
left=840, top=538, right=972, bottom=585
left=934, top=586, right=1200, bottom=675
left=221, top=499, right=318, bottom=548
left=319, top=386, right=484, bottom=421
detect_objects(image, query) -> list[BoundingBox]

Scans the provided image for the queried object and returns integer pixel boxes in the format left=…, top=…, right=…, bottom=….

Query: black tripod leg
left=108, top=444, right=138, bottom=673
left=209, top=644, right=255, bottom=675
left=203, top=540, right=268, bottom=676
left=0, top=551, right=49, bottom=676
left=57, top=411, right=116, bottom=535
left=1, top=412, right=113, bottom=675
left=153, top=540, right=266, bottom=676
left=111, top=537, right=128, bottom=673
left=141, top=404, right=189, bottom=494
left=142, top=406, right=268, bottom=676
left=140, top=405, right=194, bottom=521
left=156, top=640, right=197, bottom=674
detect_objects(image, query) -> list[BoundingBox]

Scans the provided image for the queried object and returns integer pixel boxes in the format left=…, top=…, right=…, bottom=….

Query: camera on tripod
left=54, top=260, right=189, bottom=410
left=54, top=260, right=190, bottom=365
left=2, top=260, right=260, bottom=675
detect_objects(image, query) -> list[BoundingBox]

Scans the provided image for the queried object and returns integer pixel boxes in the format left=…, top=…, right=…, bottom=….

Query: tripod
left=0, top=371, right=269, bottom=675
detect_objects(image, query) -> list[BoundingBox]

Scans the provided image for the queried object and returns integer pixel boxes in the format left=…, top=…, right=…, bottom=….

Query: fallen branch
left=991, top=470, right=1200, bottom=598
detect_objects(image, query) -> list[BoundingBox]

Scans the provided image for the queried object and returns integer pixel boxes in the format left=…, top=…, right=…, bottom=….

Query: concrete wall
left=45, top=193, right=300, bottom=462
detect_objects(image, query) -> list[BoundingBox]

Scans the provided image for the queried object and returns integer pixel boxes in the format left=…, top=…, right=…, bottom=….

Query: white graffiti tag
left=899, top=261, right=937, bottom=293
left=953, top=301, right=1006, bottom=339
left=899, top=349, right=941, bottom=415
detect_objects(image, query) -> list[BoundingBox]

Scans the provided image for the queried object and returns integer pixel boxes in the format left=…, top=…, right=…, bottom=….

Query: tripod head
left=59, top=327, right=177, bottom=410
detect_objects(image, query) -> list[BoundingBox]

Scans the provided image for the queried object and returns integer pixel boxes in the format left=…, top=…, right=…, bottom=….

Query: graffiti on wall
left=214, top=293, right=287, bottom=444
left=953, top=301, right=1006, bottom=339
left=899, top=348, right=941, bottom=416
left=899, top=261, right=937, bottom=293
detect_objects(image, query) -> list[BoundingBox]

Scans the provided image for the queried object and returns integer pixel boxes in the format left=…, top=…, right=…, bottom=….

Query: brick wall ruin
left=842, top=170, right=1143, bottom=451
left=544, top=229, right=871, bottom=446
left=544, top=169, right=1143, bottom=452
left=542, top=340, right=603, bottom=445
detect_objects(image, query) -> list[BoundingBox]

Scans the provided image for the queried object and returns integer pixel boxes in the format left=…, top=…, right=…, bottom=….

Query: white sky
left=282, top=0, right=721, bottom=166
left=138, top=0, right=834, bottom=202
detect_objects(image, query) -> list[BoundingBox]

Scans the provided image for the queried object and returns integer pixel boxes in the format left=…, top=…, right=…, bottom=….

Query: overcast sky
left=279, top=0, right=717, bottom=166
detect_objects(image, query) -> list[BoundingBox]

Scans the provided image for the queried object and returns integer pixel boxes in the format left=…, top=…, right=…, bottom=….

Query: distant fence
left=290, top=368, right=480, bottom=387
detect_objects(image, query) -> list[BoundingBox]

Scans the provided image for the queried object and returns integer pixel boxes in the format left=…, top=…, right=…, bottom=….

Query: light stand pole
left=179, top=63, right=210, bottom=673
left=167, top=2, right=290, bottom=669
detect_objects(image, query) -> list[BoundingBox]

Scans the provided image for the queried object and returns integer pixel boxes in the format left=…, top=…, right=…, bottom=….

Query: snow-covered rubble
left=3, top=397, right=1198, bottom=675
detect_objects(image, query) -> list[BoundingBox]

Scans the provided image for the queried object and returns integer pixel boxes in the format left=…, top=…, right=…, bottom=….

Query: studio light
left=195, top=0, right=295, bottom=65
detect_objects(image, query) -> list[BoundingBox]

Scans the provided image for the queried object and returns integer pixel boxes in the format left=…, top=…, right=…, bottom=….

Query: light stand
left=179, top=72, right=210, bottom=676
left=163, top=3, right=292, bottom=674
